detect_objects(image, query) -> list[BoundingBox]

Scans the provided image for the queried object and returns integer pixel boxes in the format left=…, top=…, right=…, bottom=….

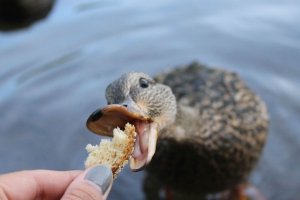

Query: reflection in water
left=0, top=0, right=300, bottom=200
left=0, top=0, right=56, bottom=31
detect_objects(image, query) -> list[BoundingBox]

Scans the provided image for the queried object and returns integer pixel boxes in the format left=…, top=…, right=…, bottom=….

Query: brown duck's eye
left=139, top=78, right=149, bottom=88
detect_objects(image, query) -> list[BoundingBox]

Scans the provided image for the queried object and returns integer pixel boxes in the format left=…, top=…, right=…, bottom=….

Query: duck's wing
left=155, top=62, right=268, bottom=142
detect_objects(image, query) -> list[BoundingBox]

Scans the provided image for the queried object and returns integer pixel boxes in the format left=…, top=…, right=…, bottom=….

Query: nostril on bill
left=89, top=108, right=103, bottom=121
left=123, top=104, right=128, bottom=107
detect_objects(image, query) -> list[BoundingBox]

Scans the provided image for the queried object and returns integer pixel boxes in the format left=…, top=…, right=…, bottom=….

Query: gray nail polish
left=84, top=165, right=113, bottom=194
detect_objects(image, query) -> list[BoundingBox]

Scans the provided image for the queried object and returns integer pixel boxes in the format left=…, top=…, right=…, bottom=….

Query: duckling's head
left=86, top=72, right=177, bottom=171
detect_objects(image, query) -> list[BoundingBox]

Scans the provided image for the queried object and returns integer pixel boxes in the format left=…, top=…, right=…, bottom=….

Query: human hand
left=0, top=165, right=113, bottom=200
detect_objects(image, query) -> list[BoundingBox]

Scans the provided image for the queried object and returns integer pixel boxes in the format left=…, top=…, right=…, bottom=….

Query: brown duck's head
left=86, top=72, right=177, bottom=171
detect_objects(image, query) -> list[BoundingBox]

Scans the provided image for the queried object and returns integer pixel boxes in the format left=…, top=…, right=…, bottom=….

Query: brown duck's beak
left=86, top=101, right=158, bottom=172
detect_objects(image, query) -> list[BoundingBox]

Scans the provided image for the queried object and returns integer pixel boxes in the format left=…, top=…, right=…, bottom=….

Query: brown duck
left=86, top=62, right=269, bottom=200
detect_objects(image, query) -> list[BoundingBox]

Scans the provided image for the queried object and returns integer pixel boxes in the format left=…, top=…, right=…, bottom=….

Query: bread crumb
left=85, top=123, right=136, bottom=178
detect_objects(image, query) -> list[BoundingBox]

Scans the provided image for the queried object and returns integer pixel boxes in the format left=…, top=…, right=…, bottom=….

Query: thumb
left=62, top=165, right=113, bottom=200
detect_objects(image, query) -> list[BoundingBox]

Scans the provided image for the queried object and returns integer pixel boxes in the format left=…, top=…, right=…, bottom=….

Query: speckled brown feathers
left=144, top=62, right=269, bottom=198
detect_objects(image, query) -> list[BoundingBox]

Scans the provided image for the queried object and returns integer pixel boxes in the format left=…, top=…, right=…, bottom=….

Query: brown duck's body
left=144, top=63, right=269, bottom=199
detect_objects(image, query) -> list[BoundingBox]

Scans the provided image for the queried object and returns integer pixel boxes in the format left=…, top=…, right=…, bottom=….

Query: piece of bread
left=85, top=123, right=136, bottom=178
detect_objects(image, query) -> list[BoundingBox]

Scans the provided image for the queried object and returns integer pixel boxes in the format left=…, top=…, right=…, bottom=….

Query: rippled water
left=1, top=0, right=300, bottom=199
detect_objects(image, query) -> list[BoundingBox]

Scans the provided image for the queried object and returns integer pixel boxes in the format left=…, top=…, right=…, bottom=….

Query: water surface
left=1, top=0, right=300, bottom=199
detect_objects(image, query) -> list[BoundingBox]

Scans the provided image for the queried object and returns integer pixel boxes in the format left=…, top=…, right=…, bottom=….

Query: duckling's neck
left=159, top=104, right=199, bottom=142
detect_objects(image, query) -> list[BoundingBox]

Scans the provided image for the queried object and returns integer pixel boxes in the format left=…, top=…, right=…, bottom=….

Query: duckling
left=86, top=62, right=269, bottom=200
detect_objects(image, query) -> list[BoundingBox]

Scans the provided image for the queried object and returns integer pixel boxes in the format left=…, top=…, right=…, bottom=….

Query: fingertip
left=84, top=165, right=113, bottom=196
left=61, top=165, right=113, bottom=200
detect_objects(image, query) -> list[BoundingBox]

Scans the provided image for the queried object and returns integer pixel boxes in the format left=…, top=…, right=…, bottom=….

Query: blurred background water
left=0, top=0, right=300, bottom=199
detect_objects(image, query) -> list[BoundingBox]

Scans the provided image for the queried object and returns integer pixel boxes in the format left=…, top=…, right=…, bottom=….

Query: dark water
left=1, top=0, right=300, bottom=199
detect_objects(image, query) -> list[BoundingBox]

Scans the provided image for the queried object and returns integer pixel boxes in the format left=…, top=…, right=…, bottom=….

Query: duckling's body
left=86, top=62, right=269, bottom=199
left=144, top=63, right=269, bottom=199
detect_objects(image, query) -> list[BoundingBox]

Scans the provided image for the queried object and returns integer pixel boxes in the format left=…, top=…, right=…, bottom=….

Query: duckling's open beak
left=86, top=103, right=158, bottom=171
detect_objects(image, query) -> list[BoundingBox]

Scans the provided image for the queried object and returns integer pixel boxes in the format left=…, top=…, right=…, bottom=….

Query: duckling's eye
left=139, top=78, right=149, bottom=88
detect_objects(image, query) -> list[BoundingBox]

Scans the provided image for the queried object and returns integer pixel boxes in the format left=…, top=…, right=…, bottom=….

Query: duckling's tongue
left=132, top=121, right=148, bottom=158
left=130, top=121, right=158, bottom=171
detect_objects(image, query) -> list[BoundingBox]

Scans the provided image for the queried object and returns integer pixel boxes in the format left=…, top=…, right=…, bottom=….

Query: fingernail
left=84, top=165, right=113, bottom=194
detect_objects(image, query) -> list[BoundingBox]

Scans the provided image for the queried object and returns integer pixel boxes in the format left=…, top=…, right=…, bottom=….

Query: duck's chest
left=146, top=136, right=256, bottom=195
